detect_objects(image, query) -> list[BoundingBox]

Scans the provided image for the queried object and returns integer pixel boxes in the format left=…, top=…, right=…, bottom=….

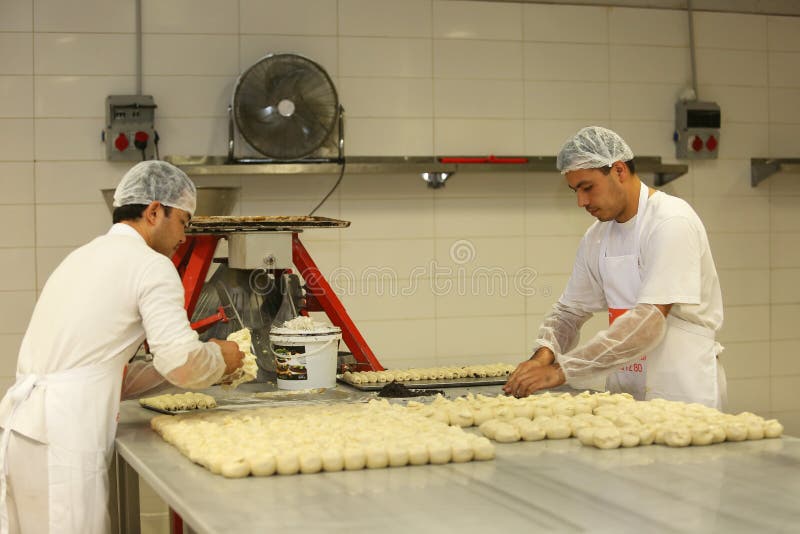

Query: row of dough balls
left=401, top=391, right=784, bottom=449
left=140, top=392, right=217, bottom=412
left=342, top=363, right=517, bottom=384
left=151, top=399, right=495, bottom=478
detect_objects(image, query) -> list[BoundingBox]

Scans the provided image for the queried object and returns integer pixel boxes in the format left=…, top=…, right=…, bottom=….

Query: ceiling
left=480, top=0, right=800, bottom=16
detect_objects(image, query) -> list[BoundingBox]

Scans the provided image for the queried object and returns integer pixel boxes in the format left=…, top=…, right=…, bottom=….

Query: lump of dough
left=451, top=440, right=474, bottom=463
left=664, top=428, right=692, bottom=447
left=365, top=446, right=389, bottom=469
left=387, top=445, right=409, bottom=467
left=479, top=420, right=501, bottom=440
left=471, top=407, right=494, bottom=426
left=299, top=451, right=323, bottom=474
left=620, top=429, right=640, bottom=448
left=724, top=422, right=748, bottom=442
left=690, top=425, right=714, bottom=446
left=276, top=452, right=301, bottom=475
left=221, top=458, right=250, bottom=478
left=472, top=437, right=496, bottom=461
left=576, top=427, right=596, bottom=447
left=428, top=442, right=452, bottom=464
left=746, top=422, right=764, bottom=440
left=249, top=454, right=276, bottom=477
left=593, top=427, right=622, bottom=450
left=448, top=408, right=474, bottom=428
left=709, top=425, right=726, bottom=444
left=493, top=422, right=521, bottom=443
left=544, top=419, right=571, bottom=440
left=321, top=449, right=345, bottom=472
left=764, top=419, right=784, bottom=439
left=518, top=421, right=546, bottom=442
left=407, top=443, right=429, bottom=465
left=638, top=426, right=656, bottom=446
left=343, top=447, right=367, bottom=470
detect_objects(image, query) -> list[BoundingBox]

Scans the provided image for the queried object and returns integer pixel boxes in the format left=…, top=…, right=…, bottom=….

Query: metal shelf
left=164, top=155, right=688, bottom=185
left=751, top=158, right=800, bottom=187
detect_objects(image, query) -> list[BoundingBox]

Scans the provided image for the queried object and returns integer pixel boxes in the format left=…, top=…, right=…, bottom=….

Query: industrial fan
left=228, top=53, right=344, bottom=163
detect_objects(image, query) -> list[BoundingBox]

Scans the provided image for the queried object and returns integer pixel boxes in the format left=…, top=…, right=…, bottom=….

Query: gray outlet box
left=675, top=100, right=721, bottom=160
left=104, top=95, right=157, bottom=161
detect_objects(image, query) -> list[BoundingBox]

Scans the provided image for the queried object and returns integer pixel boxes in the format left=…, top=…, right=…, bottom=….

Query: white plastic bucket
left=270, top=326, right=341, bottom=390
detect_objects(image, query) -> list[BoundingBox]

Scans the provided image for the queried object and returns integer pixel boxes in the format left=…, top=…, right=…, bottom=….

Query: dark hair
left=598, top=159, right=636, bottom=175
left=113, top=203, right=172, bottom=223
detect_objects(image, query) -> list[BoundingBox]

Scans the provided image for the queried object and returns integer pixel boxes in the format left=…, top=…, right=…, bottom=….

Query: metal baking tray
left=187, top=215, right=350, bottom=233
left=338, top=376, right=508, bottom=391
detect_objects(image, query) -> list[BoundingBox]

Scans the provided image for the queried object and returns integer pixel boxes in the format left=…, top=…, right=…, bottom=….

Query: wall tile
left=717, top=122, right=769, bottom=160
left=436, top=315, right=526, bottom=357
left=0, top=119, right=33, bottom=160
left=0, top=335, right=22, bottom=375
left=355, top=319, right=436, bottom=365
left=694, top=12, right=767, bottom=50
left=35, top=0, right=134, bottom=33
left=338, top=173, right=434, bottom=200
left=341, top=78, right=432, bottom=118
left=525, top=43, right=608, bottom=82
left=0, top=76, right=33, bottom=118
left=341, top=0, right=431, bottom=38
left=692, top=159, right=766, bottom=197
left=435, top=79, right=522, bottom=119
left=142, top=0, right=238, bottom=34
left=434, top=197, right=525, bottom=238
left=35, top=246, right=73, bottom=290
left=524, top=273, right=569, bottom=314
left=35, top=34, right=135, bottom=75
left=610, top=7, right=687, bottom=46
left=341, top=38, right=432, bottom=78
left=0, top=291, right=35, bottom=334
left=434, top=119, right=524, bottom=155
left=435, top=172, right=525, bottom=199
left=523, top=4, right=607, bottom=44
left=524, top=119, right=604, bottom=155
left=341, top=198, right=434, bottom=239
left=769, top=124, right=800, bottom=157
left=696, top=49, right=768, bottom=87
left=525, top=170, right=572, bottom=198
left=610, top=45, right=689, bottom=85
left=436, top=289, right=525, bottom=318
left=143, top=76, right=232, bottom=118
left=527, top=81, right=609, bottom=120
left=34, top=118, right=104, bottom=160
left=35, top=203, right=109, bottom=247
left=525, top=195, right=589, bottom=236
left=293, top=239, right=340, bottom=280
left=347, top=118, right=433, bottom=156
left=0, top=34, right=32, bottom=75
left=698, top=85, right=769, bottom=124
left=0, top=249, right=35, bottom=290
left=607, top=120, right=677, bottom=160
left=720, top=341, right=769, bottom=379
left=0, top=0, right=31, bottom=32
left=34, top=75, right=134, bottom=118
left=771, top=233, right=800, bottom=268
left=769, top=87, right=800, bottom=124
left=771, top=304, right=800, bottom=340
left=769, top=52, right=800, bottom=87
left=525, top=235, right=583, bottom=275
left=609, top=83, right=681, bottom=122
left=771, top=269, right=800, bottom=304
left=35, top=161, right=127, bottom=204
left=143, top=35, right=238, bottom=76
left=239, top=36, right=338, bottom=76
left=771, top=339, right=800, bottom=375
left=693, top=196, right=770, bottom=233
left=717, top=269, right=770, bottom=306
left=0, top=162, right=34, bottom=203
left=436, top=40, right=522, bottom=80
left=726, top=377, right=771, bottom=414
left=434, top=0, right=521, bottom=41
left=0, top=205, right=34, bottom=247
left=768, top=171, right=800, bottom=196
left=155, top=117, right=229, bottom=159
left=340, top=239, right=434, bottom=280
left=239, top=0, right=337, bottom=35
left=767, top=15, right=800, bottom=51
left=434, top=236, right=526, bottom=274
left=239, top=174, right=342, bottom=201
left=771, top=375, right=800, bottom=412
left=338, top=279, right=436, bottom=321
left=718, top=305, right=770, bottom=343
left=771, top=195, right=800, bottom=231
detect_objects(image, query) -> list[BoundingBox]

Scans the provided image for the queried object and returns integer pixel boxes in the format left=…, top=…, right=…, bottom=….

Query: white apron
left=0, top=356, right=125, bottom=534
left=600, top=183, right=723, bottom=409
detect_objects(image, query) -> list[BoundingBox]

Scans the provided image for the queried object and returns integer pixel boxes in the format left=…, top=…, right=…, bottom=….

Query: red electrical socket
left=114, top=133, right=129, bottom=152
left=706, top=135, right=718, bottom=151
left=134, top=131, right=149, bottom=150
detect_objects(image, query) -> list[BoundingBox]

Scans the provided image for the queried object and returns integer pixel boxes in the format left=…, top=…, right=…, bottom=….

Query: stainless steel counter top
left=114, top=385, right=800, bottom=533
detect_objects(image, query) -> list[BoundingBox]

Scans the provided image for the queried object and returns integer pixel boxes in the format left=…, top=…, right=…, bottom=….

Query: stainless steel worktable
left=113, top=384, right=800, bottom=533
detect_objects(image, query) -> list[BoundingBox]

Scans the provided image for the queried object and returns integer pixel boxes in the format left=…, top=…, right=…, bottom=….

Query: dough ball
left=387, top=445, right=409, bottom=467
left=472, top=437, right=496, bottom=461
left=276, top=452, right=301, bottom=475
left=471, top=407, right=495, bottom=426
left=593, top=427, right=622, bottom=450
left=248, top=454, right=277, bottom=477
left=664, top=428, right=692, bottom=447
left=448, top=408, right=474, bottom=428
left=709, top=425, right=726, bottom=444
left=408, top=443, right=429, bottom=465
left=512, top=404, right=535, bottom=419
left=576, top=427, right=596, bottom=447
left=451, top=440, right=474, bottom=463
left=493, top=422, right=521, bottom=443
left=620, top=430, right=640, bottom=448
left=343, top=447, right=367, bottom=471
left=432, top=409, right=451, bottom=425
left=321, top=449, right=345, bottom=472
left=573, top=401, right=594, bottom=415
left=221, top=458, right=250, bottom=478
left=299, top=451, right=323, bottom=474
left=746, top=422, right=764, bottom=440
left=552, top=403, right=575, bottom=417
left=532, top=406, right=554, bottom=418
left=479, top=420, right=501, bottom=440
left=365, top=446, right=389, bottom=469
left=690, top=425, right=714, bottom=446
left=724, top=422, right=748, bottom=442
left=428, top=442, right=452, bottom=464
left=493, top=406, right=515, bottom=421
left=518, top=421, right=546, bottom=442
left=764, top=419, right=784, bottom=439
left=544, top=420, right=572, bottom=440
left=638, top=426, right=656, bottom=446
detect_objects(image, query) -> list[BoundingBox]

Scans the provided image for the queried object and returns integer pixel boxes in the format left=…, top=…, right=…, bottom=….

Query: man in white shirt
left=504, top=126, right=726, bottom=409
left=0, top=161, right=245, bottom=534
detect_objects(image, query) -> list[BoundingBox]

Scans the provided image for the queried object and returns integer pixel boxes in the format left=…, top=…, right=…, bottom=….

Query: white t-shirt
left=559, top=190, right=723, bottom=331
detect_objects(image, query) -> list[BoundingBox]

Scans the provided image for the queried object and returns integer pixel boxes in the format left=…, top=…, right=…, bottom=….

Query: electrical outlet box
left=104, top=95, right=157, bottom=161
left=675, top=100, right=721, bottom=160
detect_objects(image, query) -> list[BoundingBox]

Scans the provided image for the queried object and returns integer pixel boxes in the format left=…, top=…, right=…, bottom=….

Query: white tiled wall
left=2, top=0, right=800, bottom=527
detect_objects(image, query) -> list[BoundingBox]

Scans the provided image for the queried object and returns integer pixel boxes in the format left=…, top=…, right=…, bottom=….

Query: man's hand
left=503, top=360, right=566, bottom=398
left=209, top=339, right=245, bottom=376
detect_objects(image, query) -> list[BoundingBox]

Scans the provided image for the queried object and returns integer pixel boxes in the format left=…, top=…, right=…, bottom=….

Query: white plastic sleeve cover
left=163, top=341, right=226, bottom=389
left=532, top=301, right=594, bottom=356
left=555, top=303, right=667, bottom=382
left=121, top=359, right=169, bottom=400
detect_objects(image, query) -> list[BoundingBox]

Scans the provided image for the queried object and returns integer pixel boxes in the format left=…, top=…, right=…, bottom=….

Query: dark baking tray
left=338, top=376, right=508, bottom=391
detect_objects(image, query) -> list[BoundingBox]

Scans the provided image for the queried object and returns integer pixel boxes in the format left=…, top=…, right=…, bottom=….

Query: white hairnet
left=556, top=126, right=634, bottom=174
left=113, top=160, right=197, bottom=215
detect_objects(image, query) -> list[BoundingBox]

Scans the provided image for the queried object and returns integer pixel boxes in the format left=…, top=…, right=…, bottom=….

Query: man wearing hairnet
left=0, top=161, right=245, bottom=534
left=504, top=126, right=726, bottom=410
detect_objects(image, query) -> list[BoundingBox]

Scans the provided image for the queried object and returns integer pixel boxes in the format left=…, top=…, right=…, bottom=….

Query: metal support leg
left=114, top=450, right=140, bottom=534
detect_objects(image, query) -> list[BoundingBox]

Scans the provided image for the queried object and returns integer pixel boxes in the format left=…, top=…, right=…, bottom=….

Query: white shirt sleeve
left=559, top=232, right=607, bottom=313
left=137, top=255, right=225, bottom=387
left=638, top=216, right=702, bottom=305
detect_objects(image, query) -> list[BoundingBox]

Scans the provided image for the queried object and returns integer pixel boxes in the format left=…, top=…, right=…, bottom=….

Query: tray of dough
left=338, top=376, right=508, bottom=391
left=187, top=215, right=350, bottom=233
left=338, top=363, right=517, bottom=391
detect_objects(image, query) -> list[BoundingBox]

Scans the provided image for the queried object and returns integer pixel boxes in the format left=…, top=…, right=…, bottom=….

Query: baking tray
left=338, top=376, right=508, bottom=391
left=187, top=215, right=350, bottom=233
